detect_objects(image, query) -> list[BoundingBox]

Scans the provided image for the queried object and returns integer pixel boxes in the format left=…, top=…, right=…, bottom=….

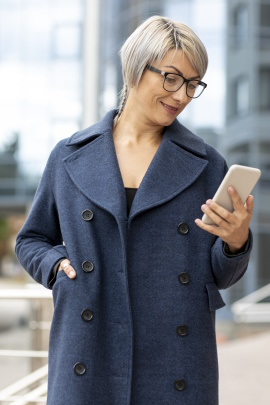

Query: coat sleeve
left=15, top=147, right=68, bottom=290
left=210, top=159, right=253, bottom=290
left=211, top=230, right=253, bottom=290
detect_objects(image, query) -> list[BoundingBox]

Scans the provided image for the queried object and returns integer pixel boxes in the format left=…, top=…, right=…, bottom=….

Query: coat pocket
left=52, top=269, right=67, bottom=288
left=206, top=281, right=226, bottom=311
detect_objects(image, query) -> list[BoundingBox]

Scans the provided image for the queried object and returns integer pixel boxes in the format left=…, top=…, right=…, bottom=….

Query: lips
left=161, top=102, right=178, bottom=115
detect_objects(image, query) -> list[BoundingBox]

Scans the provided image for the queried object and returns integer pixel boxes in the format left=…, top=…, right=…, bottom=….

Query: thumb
left=59, top=260, right=76, bottom=279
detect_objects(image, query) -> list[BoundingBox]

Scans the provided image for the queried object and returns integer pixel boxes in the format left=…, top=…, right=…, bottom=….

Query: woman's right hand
left=58, top=259, right=76, bottom=279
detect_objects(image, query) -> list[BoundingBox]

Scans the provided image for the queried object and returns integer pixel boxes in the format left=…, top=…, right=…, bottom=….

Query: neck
left=114, top=99, right=164, bottom=145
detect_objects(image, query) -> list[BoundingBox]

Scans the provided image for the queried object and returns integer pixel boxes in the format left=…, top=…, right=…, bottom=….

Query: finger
left=203, top=202, right=232, bottom=227
left=59, top=259, right=76, bottom=279
left=228, top=186, right=245, bottom=212
left=195, top=218, right=224, bottom=238
left=245, top=195, right=254, bottom=215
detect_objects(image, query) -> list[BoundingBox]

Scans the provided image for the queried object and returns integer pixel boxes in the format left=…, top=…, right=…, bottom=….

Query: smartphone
left=202, top=164, right=261, bottom=225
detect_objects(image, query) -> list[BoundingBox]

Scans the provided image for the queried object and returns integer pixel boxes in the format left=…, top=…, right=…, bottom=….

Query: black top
left=125, top=187, right=138, bottom=215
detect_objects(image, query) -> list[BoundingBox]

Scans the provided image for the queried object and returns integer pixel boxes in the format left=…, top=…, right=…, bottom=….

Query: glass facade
left=0, top=0, right=84, bottom=175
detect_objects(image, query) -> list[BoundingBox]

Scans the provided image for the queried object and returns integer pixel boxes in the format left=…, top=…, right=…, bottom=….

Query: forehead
left=156, top=49, right=198, bottom=77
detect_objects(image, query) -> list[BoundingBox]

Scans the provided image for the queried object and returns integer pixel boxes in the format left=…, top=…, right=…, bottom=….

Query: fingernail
left=69, top=270, right=75, bottom=277
left=206, top=199, right=212, bottom=206
left=195, top=219, right=200, bottom=224
left=201, top=204, right=207, bottom=211
left=228, top=186, right=234, bottom=193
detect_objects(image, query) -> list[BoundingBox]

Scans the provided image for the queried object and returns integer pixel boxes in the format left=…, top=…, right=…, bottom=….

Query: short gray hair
left=117, top=15, right=208, bottom=117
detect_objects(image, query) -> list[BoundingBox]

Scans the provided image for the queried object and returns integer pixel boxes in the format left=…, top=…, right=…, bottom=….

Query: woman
left=15, top=16, right=253, bottom=405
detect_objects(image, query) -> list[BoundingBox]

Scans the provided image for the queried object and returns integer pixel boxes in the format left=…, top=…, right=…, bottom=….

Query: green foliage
left=0, top=218, right=10, bottom=241
left=0, top=218, right=10, bottom=259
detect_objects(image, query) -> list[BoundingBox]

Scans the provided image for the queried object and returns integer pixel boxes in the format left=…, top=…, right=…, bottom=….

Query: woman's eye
left=166, top=77, right=177, bottom=84
left=188, top=82, right=198, bottom=90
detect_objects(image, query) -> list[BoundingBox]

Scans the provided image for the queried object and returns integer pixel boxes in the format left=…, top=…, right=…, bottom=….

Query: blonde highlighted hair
left=117, top=15, right=208, bottom=118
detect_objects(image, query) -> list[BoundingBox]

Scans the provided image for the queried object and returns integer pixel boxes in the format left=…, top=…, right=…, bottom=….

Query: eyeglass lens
left=164, top=74, right=204, bottom=98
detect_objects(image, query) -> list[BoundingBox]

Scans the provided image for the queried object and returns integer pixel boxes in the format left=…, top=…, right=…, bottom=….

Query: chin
left=147, top=110, right=178, bottom=128
left=159, top=116, right=178, bottom=127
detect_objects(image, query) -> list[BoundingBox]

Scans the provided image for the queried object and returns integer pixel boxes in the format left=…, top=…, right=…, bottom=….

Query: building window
left=258, top=161, right=270, bottom=189
left=259, top=142, right=270, bottom=154
left=258, top=234, right=270, bottom=287
left=232, top=76, right=249, bottom=116
left=260, top=3, right=270, bottom=26
left=259, top=68, right=270, bottom=111
left=259, top=4, right=270, bottom=48
left=233, top=5, right=249, bottom=47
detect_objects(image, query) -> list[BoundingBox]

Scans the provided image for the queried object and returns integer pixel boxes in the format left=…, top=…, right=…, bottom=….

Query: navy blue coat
left=15, top=109, right=252, bottom=405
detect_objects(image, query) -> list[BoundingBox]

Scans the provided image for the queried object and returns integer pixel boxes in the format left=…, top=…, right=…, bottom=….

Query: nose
left=171, top=83, right=189, bottom=103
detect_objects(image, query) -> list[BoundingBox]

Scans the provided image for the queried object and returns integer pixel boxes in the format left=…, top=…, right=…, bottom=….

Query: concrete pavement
left=218, top=331, right=270, bottom=405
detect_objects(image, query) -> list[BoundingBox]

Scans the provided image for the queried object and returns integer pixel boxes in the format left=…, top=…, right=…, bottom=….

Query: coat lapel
left=129, top=120, right=208, bottom=220
left=64, top=110, right=209, bottom=222
left=64, top=110, right=127, bottom=220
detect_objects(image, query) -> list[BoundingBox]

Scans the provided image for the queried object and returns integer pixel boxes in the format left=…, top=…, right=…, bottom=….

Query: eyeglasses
left=145, top=64, right=207, bottom=99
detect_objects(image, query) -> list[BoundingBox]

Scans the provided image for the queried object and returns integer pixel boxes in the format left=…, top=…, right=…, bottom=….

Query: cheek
left=137, top=87, right=156, bottom=105
left=148, top=89, right=161, bottom=101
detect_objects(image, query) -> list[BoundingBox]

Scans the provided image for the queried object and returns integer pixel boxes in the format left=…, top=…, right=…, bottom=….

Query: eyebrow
left=164, top=65, right=200, bottom=80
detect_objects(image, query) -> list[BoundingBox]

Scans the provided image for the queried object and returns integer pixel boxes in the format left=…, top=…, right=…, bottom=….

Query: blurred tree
left=0, top=132, right=19, bottom=182
left=3, top=132, right=19, bottom=156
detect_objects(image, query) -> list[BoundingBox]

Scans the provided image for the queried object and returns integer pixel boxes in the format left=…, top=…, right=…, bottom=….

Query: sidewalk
left=218, top=331, right=270, bottom=405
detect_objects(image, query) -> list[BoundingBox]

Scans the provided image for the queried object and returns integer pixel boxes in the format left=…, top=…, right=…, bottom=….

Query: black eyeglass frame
left=145, top=64, right=207, bottom=99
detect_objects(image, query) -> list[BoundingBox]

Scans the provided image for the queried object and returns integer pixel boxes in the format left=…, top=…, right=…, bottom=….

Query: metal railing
left=0, top=284, right=52, bottom=405
left=231, top=283, right=270, bottom=323
left=0, top=363, right=48, bottom=404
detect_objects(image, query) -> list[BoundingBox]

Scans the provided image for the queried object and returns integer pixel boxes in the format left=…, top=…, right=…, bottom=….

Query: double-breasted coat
left=15, top=109, right=252, bottom=405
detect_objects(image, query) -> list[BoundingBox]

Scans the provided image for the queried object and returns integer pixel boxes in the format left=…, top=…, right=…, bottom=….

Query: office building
left=223, top=0, right=270, bottom=302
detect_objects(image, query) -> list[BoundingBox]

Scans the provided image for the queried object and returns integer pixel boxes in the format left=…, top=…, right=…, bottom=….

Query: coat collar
left=64, top=109, right=208, bottom=222
left=66, top=109, right=207, bottom=158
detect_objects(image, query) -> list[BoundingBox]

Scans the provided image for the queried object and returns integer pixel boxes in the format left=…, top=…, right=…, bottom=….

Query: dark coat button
left=82, top=261, right=94, bottom=273
left=174, top=379, right=186, bottom=391
left=176, top=325, right=188, bottom=336
left=178, top=222, right=189, bottom=235
left=178, top=272, right=190, bottom=284
left=74, top=362, right=86, bottom=376
left=82, top=209, right=93, bottom=221
left=81, top=309, right=94, bottom=322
